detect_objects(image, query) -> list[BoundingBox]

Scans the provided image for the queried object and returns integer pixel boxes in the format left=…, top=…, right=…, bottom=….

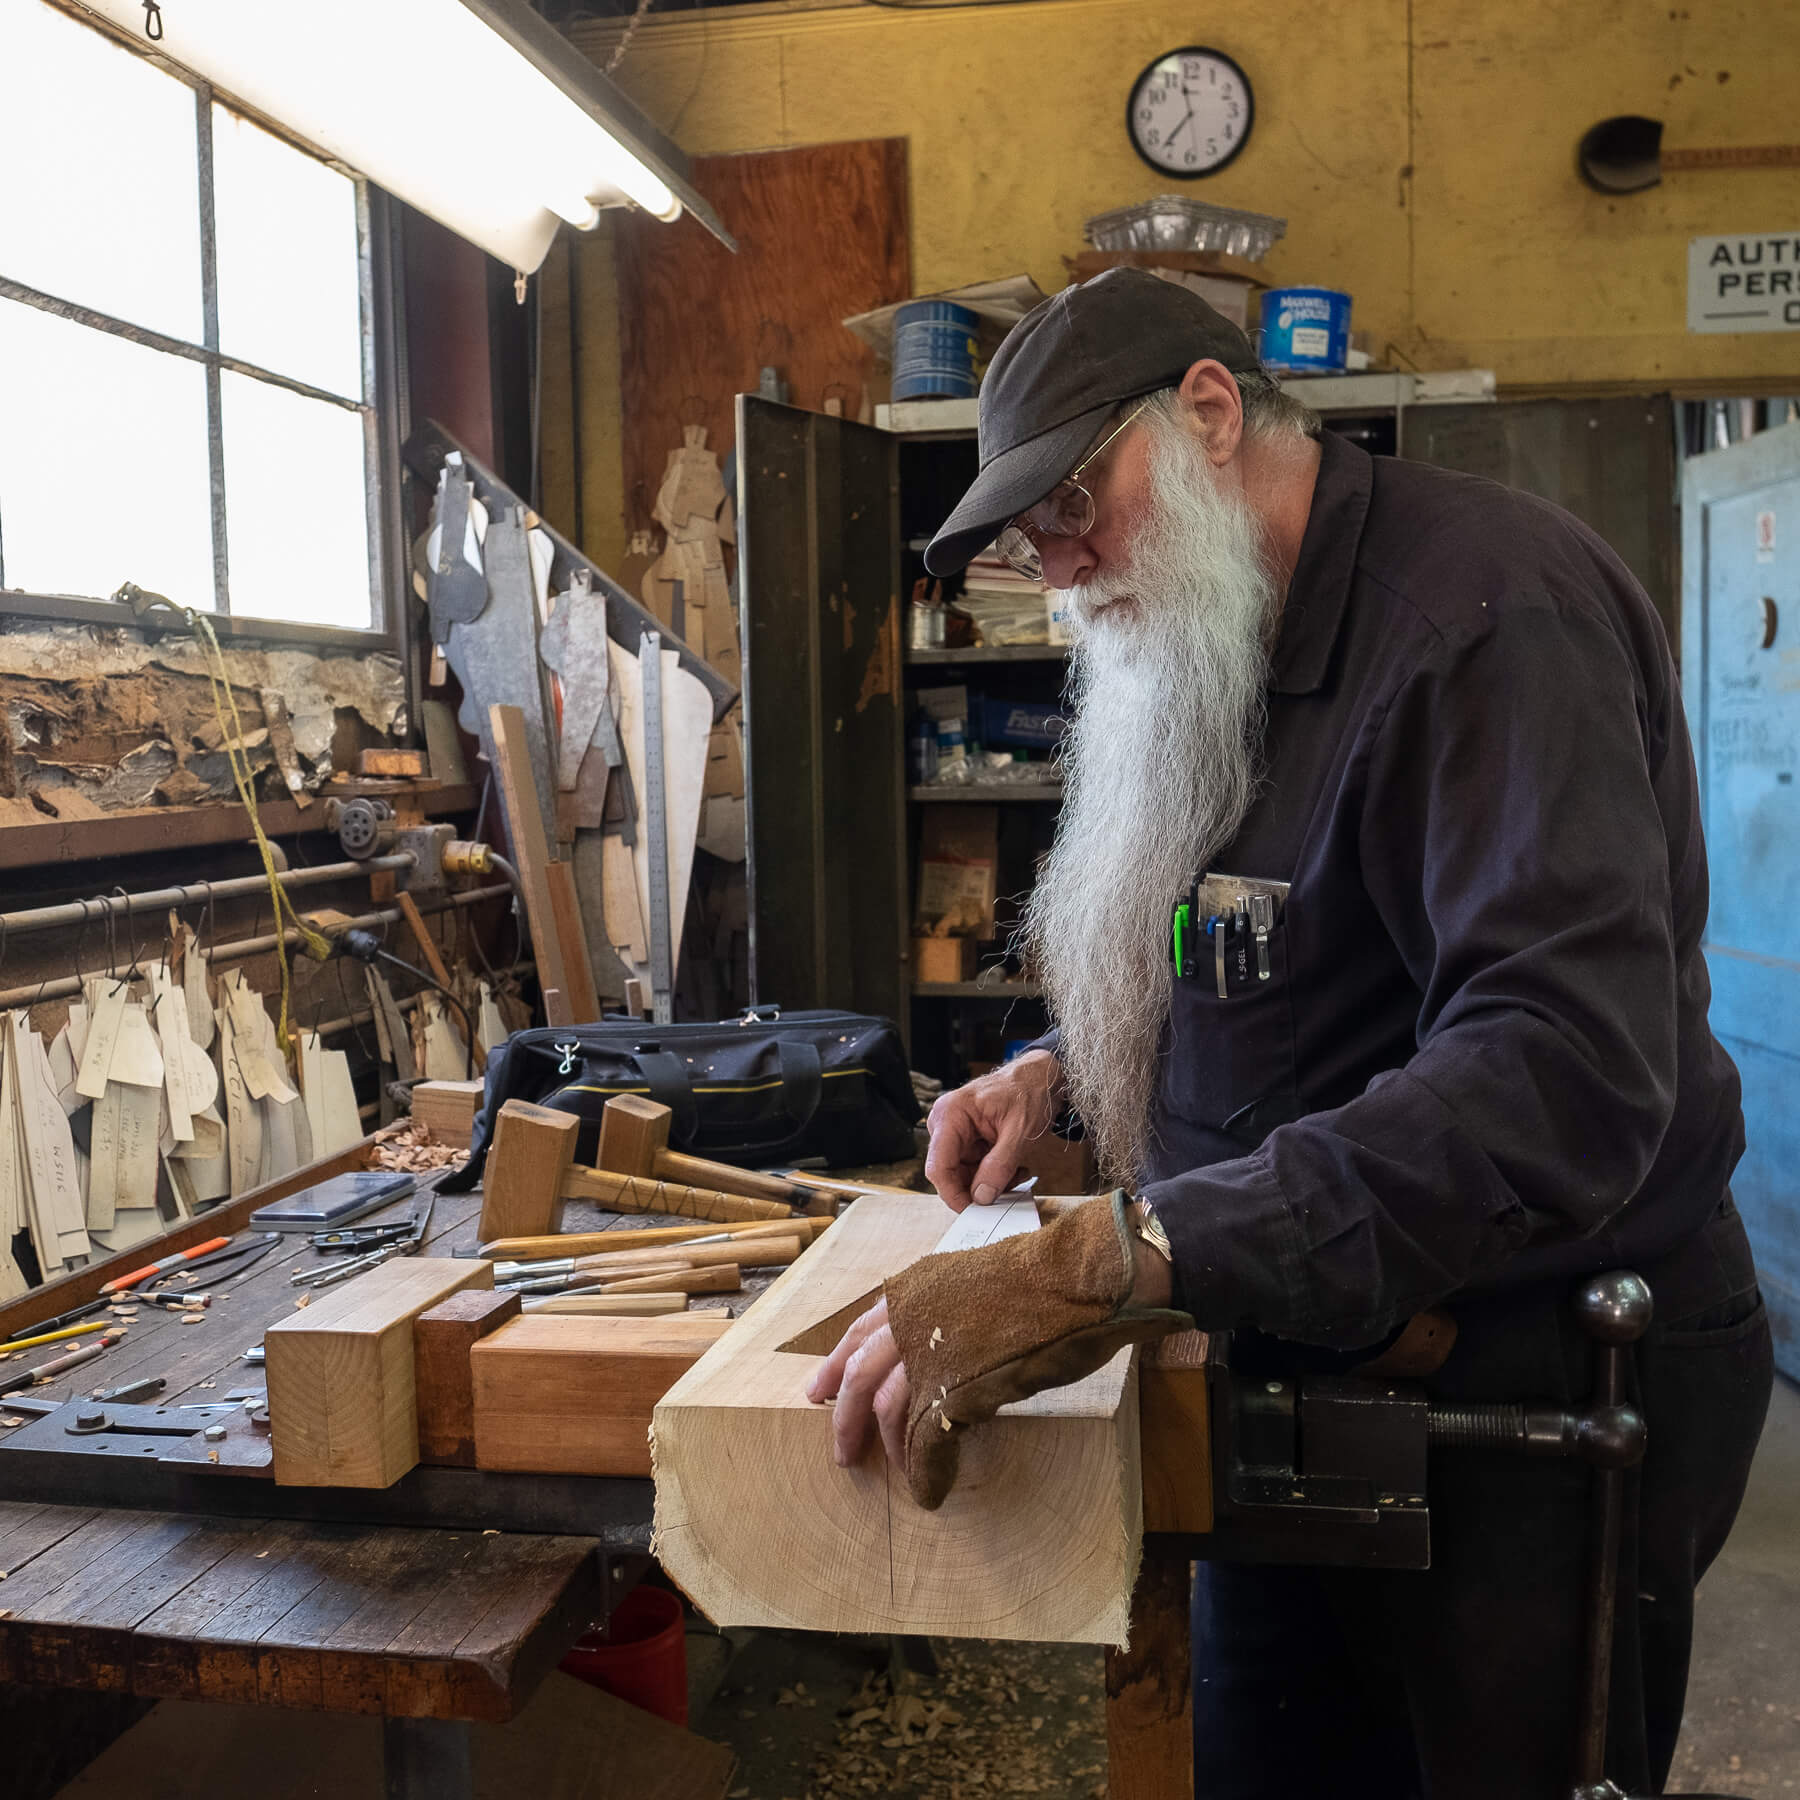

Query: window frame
left=0, top=26, right=407, bottom=654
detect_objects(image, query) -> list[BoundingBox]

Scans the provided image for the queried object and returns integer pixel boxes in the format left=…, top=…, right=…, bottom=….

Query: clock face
left=1127, top=47, right=1254, bottom=178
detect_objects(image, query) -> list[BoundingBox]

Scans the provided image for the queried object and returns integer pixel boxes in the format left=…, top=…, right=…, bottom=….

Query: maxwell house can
left=1259, top=286, right=1352, bottom=373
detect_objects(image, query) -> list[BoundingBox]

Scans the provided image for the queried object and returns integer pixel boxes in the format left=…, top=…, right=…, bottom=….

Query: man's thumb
left=969, top=1126, right=1024, bottom=1206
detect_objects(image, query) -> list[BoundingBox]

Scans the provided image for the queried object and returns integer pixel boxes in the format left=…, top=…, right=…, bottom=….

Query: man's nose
left=1038, top=533, right=1098, bottom=590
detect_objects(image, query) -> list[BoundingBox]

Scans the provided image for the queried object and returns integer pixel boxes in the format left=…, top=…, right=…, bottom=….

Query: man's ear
left=1175, top=359, right=1245, bottom=466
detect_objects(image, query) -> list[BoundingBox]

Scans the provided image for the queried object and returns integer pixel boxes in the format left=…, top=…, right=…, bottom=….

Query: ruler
left=639, top=631, right=676, bottom=1026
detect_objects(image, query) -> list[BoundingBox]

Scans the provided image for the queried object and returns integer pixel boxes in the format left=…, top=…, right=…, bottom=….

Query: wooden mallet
left=597, top=1094, right=809, bottom=1208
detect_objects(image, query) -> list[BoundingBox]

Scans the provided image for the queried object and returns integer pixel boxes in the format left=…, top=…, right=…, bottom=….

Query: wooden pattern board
left=653, top=1192, right=1144, bottom=1645
left=613, top=138, right=911, bottom=537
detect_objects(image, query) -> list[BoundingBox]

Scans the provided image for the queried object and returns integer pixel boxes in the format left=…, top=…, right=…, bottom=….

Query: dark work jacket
left=1053, top=433, right=1744, bottom=1350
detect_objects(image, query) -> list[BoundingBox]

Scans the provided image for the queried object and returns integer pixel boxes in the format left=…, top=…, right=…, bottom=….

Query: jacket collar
left=1268, top=431, right=1373, bottom=696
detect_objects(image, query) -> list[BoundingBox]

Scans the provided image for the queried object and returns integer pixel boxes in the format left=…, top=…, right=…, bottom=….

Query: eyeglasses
left=992, top=398, right=1151, bottom=581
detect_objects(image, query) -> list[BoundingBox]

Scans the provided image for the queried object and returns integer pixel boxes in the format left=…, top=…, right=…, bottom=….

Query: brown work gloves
left=883, top=1191, right=1194, bottom=1509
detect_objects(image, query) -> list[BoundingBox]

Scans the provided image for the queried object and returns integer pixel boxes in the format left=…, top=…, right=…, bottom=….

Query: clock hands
left=1162, top=101, right=1196, bottom=150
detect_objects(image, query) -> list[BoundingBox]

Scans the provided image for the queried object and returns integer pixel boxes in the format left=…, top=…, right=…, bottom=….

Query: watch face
left=1127, top=46, right=1254, bottom=178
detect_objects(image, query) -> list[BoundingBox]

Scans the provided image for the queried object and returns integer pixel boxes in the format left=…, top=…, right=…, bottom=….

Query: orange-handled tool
left=100, top=1236, right=230, bottom=1294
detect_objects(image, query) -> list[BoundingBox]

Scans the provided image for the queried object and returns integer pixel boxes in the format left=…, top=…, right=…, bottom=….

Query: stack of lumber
left=653, top=1192, right=1145, bottom=1645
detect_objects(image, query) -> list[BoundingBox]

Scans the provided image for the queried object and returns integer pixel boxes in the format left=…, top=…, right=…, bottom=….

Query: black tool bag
left=442, top=1007, right=921, bottom=1190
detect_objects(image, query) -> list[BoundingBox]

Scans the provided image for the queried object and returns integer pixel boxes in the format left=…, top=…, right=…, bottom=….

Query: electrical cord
left=339, top=929, right=476, bottom=1079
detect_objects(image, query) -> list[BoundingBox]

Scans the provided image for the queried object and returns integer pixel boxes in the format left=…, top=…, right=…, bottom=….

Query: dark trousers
left=1191, top=1202, right=1775, bottom=1799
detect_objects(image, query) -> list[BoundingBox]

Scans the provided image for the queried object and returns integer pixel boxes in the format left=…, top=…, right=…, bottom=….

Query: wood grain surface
left=471, top=1313, right=732, bottom=1478
left=653, top=1192, right=1145, bottom=1644
left=614, top=138, right=910, bottom=538
left=414, top=1289, right=524, bottom=1468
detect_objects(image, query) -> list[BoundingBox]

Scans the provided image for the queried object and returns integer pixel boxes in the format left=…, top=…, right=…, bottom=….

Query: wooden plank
left=652, top=1191, right=1144, bottom=1644
left=414, top=1288, right=523, bottom=1467
left=475, top=1100, right=581, bottom=1245
left=264, top=1257, right=494, bottom=1489
left=544, top=859, right=601, bottom=1023
left=0, top=784, right=476, bottom=874
left=1104, top=1541, right=1193, bottom=1800
left=411, top=1079, right=486, bottom=1151
left=490, top=703, right=571, bottom=1021
left=614, top=139, right=910, bottom=546
left=471, top=1312, right=732, bottom=1478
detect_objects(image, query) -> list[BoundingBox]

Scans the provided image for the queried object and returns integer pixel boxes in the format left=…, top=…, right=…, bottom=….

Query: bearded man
left=809, top=270, right=1773, bottom=1797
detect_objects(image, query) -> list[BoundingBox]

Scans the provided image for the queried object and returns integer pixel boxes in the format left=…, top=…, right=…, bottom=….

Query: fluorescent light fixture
left=70, top=0, right=733, bottom=270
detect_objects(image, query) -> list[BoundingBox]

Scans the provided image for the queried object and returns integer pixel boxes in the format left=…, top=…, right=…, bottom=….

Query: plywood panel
left=614, top=138, right=910, bottom=540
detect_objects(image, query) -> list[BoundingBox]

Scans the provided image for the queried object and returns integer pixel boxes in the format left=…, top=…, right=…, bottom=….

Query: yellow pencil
left=0, top=1320, right=121, bottom=1356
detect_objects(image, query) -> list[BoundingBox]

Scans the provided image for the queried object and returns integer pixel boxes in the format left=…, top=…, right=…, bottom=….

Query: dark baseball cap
left=923, top=267, right=1261, bottom=576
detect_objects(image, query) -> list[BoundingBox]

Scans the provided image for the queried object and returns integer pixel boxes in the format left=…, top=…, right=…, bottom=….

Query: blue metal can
left=1259, top=286, right=1352, bottom=373
left=893, top=300, right=980, bottom=400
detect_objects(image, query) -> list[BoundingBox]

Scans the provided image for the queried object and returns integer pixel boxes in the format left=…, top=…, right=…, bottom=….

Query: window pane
left=221, top=374, right=371, bottom=627
left=0, top=0, right=202, bottom=342
left=213, top=105, right=363, bottom=400
left=0, top=298, right=213, bottom=604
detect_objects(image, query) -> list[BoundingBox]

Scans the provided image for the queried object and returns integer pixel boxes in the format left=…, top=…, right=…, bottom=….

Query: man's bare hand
left=924, top=1049, right=1064, bottom=1211
left=806, top=1298, right=910, bottom=1472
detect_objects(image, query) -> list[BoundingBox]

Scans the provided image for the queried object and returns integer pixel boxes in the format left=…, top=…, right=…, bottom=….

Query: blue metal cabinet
left=1682, top=421, right=1800, bottom=1375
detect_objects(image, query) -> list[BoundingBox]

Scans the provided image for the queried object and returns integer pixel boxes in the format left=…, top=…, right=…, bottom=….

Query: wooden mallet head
left=598, top=1093, right=673, bottom=1179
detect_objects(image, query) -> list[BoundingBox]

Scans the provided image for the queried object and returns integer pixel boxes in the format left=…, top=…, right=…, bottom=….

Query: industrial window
left=0, top=0, right=382, bottom=631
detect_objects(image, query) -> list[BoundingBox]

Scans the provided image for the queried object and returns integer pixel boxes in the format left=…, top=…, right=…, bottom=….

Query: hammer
left=597, top=1095, right=811, bottom=1208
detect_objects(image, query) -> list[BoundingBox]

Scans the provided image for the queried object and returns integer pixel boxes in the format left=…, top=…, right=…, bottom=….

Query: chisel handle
left=561, top=1164, right=795, bottom=1223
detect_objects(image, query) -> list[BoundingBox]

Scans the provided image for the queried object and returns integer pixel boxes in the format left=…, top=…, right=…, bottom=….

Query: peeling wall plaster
left=0, top=620, right=407, bottom=811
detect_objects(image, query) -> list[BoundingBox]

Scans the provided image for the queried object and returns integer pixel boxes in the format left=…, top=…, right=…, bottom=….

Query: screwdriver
left=0, top=1329, right=126, bottom=1397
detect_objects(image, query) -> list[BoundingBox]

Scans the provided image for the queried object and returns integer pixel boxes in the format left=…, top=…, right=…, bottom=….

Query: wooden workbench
left=0, top=1142, right=716, bottom=1800
left=0, top=1147, right=1205, bottom=1800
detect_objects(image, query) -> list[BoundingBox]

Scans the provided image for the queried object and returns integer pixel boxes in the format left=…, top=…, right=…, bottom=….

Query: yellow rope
left=186, top=610, right=331, bottom=1065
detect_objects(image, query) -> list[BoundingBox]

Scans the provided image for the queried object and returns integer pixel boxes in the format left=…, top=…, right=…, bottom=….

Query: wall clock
left=1126, top=46, right=1254, bottom=179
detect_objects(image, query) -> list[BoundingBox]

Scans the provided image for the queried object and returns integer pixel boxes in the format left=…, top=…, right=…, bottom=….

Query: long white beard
left=1019, top=411, right=1279, bottom=1183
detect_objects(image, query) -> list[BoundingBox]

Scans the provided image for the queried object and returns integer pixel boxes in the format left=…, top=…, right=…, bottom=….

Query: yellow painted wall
left=541, top=0, right=1800, bottom=572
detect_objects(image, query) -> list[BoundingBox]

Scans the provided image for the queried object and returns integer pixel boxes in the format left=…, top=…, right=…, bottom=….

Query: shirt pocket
left=1158, top=907, right=1302, bottom=1148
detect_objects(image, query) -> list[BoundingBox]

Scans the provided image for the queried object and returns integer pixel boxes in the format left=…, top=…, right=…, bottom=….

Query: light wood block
left=476, top=1100, right=581, bottom=1245
left=471, top=1312, right=732, bottom=1477
left=412, top=1078, right=486, bottom=1151
left=652, top=1192, right=1144, bottom=1645
left=414, top=1287, right=522, bottom=1467
left=265, top=1256, right=493, bottom=1488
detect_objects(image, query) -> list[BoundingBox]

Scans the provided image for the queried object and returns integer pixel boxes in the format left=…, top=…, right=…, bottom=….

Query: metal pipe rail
left=0, top=883, right=512, bottom=1012
left=0, top=856, right=416, bottom=939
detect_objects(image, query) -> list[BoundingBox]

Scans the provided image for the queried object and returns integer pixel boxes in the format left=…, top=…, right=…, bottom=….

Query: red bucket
left=559, top=1585, right=689, bottom=1726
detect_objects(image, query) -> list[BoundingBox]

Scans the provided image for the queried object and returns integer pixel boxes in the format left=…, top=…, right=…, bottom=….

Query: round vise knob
left=1573, top=1270, right=1654, bottom=1346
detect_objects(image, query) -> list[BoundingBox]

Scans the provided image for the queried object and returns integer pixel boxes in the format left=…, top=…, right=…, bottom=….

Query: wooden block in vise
left=1139, top=1329, right=1212, bottom=1534
left=476, top=1100, right=581, bottom=1245
left=265, top=1257, right=494, bottom=1488
left=471, top=1312, right=733, bottom=1477
left=414, top=1287, right=523, bottom=1467
left=412, top=1078, right=485, bottom=1151
left=597, top=1093, right=806, bottom=1207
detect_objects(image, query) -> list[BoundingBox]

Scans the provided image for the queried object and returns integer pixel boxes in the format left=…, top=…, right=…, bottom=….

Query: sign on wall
left=1689, top=231, right=1800, bottom=333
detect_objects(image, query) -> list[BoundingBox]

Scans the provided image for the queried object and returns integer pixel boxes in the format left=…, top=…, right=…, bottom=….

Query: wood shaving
left=206, top=1450, right=220, bottom=1463
left=197, top=1379, right=216, bottom=1389
left=372, top=1117, right=468, bottom=1174
left=0, top=1417, right=23, bottom=1429
left=294, top=1294, right=311, bottom=1308
left=182, top=1314, right=206, bottom=1324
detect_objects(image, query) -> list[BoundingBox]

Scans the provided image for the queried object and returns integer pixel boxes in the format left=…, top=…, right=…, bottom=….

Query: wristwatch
left=1129, top=1194, right=1173, bottom=1262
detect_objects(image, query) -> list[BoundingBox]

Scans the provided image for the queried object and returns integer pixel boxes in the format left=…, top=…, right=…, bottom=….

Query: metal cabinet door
left=736, top=395, right=909, bottom=1029
left=1682, top=421, right=1800, bottom=1374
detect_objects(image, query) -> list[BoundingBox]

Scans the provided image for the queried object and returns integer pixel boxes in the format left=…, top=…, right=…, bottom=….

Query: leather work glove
left=883, top=1191, right=1194, bottom=1510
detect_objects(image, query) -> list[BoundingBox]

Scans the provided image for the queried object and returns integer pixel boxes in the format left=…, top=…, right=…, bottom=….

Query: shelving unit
left=909, top=783, right=1063, bottom=804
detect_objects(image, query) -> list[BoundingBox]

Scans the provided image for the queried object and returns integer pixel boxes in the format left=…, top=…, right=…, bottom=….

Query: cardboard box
left=915, top=805, right=999, bottom=934
left=914, top=936, right=979, bottom=983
